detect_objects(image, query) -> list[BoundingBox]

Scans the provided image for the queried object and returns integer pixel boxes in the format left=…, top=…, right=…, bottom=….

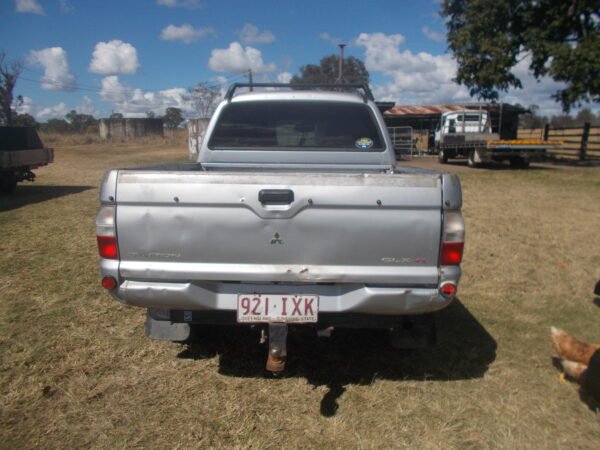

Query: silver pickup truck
left=96, top=83, right=465, bottom=372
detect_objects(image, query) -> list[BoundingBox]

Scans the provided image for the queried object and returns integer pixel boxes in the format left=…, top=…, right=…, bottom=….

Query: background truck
left=96, top=83, right=466, bottom=372
left=435, top=110, right=558, bottom=168
left=0, top=127, right=54, bottom=192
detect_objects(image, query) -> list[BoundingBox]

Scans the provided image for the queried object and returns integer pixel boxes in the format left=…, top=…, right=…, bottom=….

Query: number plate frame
left=236, top=294, right=319, bottom=323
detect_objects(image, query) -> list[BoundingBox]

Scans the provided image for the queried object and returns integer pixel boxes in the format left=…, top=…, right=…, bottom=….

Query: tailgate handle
left=259, top=189, right=294, bottom=205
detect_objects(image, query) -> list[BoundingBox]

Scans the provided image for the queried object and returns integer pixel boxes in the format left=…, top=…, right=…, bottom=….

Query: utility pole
left=248, top=68, right=253, bottom=91
left=337, top=43, right=346, bottom=84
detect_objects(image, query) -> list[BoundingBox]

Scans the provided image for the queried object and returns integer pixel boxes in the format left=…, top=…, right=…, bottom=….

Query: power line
left=18, top=66, right=241, bottom=96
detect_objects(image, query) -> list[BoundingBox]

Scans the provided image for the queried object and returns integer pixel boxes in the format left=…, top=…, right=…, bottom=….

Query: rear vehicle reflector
left=440, top=282, right=457, bottom=298
left=97, top=236, right=118, bottom=259
left=102, top=276, right=117, bottom=290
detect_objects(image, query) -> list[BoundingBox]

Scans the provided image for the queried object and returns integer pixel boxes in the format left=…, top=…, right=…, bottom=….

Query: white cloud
left=355, top=32, right=470, bottom=105
left=208, top=42, right=277, bottom=74
left=27, top=47, right=77, bottom=92
left=319, top=32, right=342, bottom=46
left=76, top=96, right=100, bottom=116
left=161, top=24, right=214, bottom=44
left=422, top=26, right=445, bottom=43
left=277, top=72, right=292, bottom=83
left=14, top=96, right=36, bottom=115
left=99, top=76, right=191, bottom=117
left=15, top=0, right=44, bottom=14
left=355, top=32, right=591, bottom=116
left=99, top=75, right=131, bottom=104
left=238, top=24, right=275, bottom=45
left=89, top=40, right=140, bottom=75
left=17, top=96, right=102, bottom=121
left=500, top=55, right=572, bottom=116
left=36, top=103, right=70, bottom=121
left=156, top=0, right=202, bottom=9
left=212, top=76, right=228, bottom=85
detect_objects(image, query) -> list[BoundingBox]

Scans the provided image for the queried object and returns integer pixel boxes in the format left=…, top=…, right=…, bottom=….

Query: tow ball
left=266, top=323, right=288, bottom=373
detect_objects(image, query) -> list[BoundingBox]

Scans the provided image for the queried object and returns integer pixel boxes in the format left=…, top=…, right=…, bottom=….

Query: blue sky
left=1, top=0, right=596, bottom=121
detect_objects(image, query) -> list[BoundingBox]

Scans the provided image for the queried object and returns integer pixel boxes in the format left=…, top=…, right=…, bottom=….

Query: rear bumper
left=110, top=280, right=456, bottom=315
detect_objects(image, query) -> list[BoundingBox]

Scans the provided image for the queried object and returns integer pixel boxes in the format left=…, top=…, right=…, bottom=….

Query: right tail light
left=96, top=205, right=118, bottom=260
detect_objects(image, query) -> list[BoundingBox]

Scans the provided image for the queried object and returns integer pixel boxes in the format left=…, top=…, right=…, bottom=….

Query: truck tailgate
left=114, top=171, right=443, bottom=286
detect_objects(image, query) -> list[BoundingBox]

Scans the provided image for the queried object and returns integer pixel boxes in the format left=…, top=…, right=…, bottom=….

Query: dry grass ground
left=1, top=138, right=599, bottom=448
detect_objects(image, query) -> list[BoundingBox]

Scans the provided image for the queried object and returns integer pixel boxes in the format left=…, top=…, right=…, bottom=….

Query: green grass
left=1, top=143, right=599, bottom=448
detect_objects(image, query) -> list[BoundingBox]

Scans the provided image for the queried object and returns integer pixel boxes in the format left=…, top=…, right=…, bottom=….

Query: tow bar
left=266, top=323, right=288, bottom=373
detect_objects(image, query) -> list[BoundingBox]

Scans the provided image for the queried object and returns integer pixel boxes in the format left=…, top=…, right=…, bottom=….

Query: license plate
left=237, top=294, right=319, bottom=323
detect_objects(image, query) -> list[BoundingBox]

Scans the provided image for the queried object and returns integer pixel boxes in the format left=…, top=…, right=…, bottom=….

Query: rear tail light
left=97, top=236, right=118, bottom=259
left=440, top=210, right=464, bottom=265
left=96, top=205, right=118, bottom=259
left=441, top=242, right=464, bottom=265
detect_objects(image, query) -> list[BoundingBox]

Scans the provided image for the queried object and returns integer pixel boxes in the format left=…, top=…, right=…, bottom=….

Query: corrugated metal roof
left=384, top=104, right=479, bottom=115
left=384, top=102, right=526, bottom=116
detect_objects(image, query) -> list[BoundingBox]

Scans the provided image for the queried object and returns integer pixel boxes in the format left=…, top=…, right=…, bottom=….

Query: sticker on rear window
left=355, top=137, right=373, bottom=149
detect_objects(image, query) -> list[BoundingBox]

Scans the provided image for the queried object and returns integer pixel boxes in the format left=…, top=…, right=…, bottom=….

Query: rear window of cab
left=208, top=101, right=385, bottom=151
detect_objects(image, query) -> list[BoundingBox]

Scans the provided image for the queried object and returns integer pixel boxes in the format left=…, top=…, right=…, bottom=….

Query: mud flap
left=388, top=314, right=437, bottom=349
left=145, top=312, right=191, bottom=342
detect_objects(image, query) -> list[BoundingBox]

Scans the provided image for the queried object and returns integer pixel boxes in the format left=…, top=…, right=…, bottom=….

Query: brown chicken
left=551, top=327, right=600, bottom=402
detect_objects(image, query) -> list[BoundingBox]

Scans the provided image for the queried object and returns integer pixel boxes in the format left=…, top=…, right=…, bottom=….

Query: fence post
left=543, top=124, right=549, bottom=141
left=579, top=122, right=590, bottom=161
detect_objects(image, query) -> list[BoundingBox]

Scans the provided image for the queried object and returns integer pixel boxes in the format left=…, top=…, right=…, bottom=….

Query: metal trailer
left=0, top=127, right=54, bottom=192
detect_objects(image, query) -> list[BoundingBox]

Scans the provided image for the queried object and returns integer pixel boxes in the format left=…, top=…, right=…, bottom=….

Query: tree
left=291, top=54, right=370, bottom=85
left=0, top=51, right=23, bottom=126
left=185, top=82, right=220, bottom=118
left=574, top=108, right=597, bottom=126
left=519, top=104, right=547, bottom=129
left=163, top=107, right=184, bottom=130
left=41, top=118, right=70, bottom=134
left=66, top=110, right=98, bottom=133
left=109, top=112, right=124, bottom=119
left=442, top=0, right=600, bottom=112
left=549, top=114, right=575, bottom=129
left=14, top=113, right=38, bottom=128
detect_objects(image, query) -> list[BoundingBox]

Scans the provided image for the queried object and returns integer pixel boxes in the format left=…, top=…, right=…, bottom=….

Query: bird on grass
left=551, top=327, right=600, bottom=403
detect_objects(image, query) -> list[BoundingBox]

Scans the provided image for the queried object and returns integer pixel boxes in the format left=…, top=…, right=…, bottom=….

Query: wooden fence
left=518, top=123, right=600, bottom=161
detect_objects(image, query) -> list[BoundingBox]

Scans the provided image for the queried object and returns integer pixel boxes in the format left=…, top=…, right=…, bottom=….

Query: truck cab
left=435, top=111, right=489, bottom=137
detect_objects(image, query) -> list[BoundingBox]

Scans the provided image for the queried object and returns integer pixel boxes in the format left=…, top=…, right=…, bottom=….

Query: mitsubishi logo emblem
left=270, top=233, right=284, bottom=245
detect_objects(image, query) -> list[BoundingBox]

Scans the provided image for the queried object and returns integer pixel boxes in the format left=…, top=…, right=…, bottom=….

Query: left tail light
left=440, top=210, right=464, bottom=265
left=96, top=205, right=118, bottom=259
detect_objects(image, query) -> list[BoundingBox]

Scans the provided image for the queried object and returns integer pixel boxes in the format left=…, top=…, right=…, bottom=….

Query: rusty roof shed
left=383, top=103, right=526, bottom=139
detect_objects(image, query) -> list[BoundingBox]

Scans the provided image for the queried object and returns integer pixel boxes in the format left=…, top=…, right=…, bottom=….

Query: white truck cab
left=435, top=111, right=489, bottom=139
